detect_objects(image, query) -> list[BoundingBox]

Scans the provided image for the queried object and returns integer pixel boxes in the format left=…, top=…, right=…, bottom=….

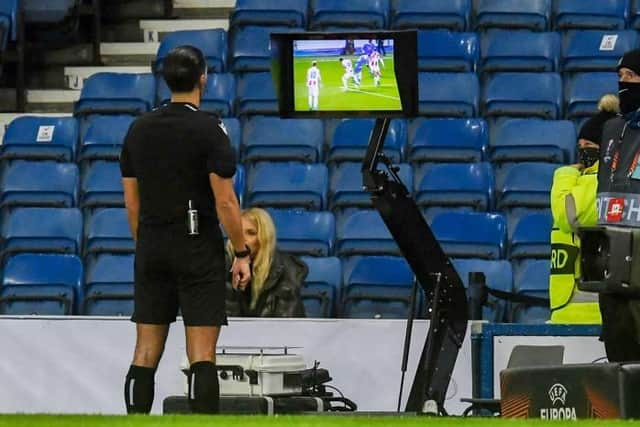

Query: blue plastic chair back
left=85, top=208, right=135, bottom=256
left=482, top=72, right=562, bottom=119
left=1, top=116, right=78, bottom=162
left=418, top=30, right=478, bottom=72
left=336, top=209, right=400, bottom=256
left=267, top=209, right=335, bottom=256
left=480, top=30, right=560, bottom=73
left=562, top=30, right=638, bottom=72
left=390, top=0, right=471, bottom=31
left=1, top=161, right=79, bottom=208
left=414, top=162, right=494, bottom=211
left=554, top=0, right=629, bottom=30
left=229, top=26, right=300, bottom=72
left=74, top=73, right=155, bottom=116
left=300, top=255, right=341, bottom=317
left=408, top=118, right=488, bottom=163
left=0, top=0, right=17, bottom=42
left=309, top=0, right=390, bottom=29
left=231, top=0, right=308, bottom=28
left=79, top=115, right=134, bottom=161
left=83, top=254, right=134, bottom=316
left=329, top=118, right=406, bottom=163
left=157, top=73, right=235, bottom=117
left=236, top=72, right=278, bottom=115
left=80, top=161, right=123, bottom=209
left=512, top=259, right=551, bottom=323
left=509, top=212, right=552, bottom=260
left=490, top=119, right=577, bottom=164
left=247, top=162, right=328, bottom=210
left=242, top=117, right=323, bottom=163
left=431, top=211, right=507, bottom=259
left=564, top=72, right=619, bottom=118
left=418, top=72, right=479, bottom=117
left=498, top=162, right=557, bottom=209
left=474, top=0, right=551, bottom=31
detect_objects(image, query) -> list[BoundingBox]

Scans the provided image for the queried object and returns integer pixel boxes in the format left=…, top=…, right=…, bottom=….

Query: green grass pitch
left=293, top=56, right=401, bottom=112
left=3, top=414, right=640, bottom=427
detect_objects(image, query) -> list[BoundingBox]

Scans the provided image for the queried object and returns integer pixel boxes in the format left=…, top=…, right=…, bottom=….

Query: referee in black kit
left=119, top=45, right=251, bottom=414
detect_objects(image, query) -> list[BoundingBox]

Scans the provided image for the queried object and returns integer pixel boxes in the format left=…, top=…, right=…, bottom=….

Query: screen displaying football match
left=292, top=39, right=401, bottom=112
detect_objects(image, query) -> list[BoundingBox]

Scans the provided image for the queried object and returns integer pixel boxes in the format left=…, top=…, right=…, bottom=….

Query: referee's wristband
left=234, top=245, right=251, bottom=259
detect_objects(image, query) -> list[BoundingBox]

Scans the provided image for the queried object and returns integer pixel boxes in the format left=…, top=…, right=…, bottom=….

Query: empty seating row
left=68, top=71, right=618, bottom=119
left=0, top=252, right=550, bottom=322
left=0, top=160, right=558, bottom=213
left=0, top=207, right=552, bottom=261
left=227, top=0, right=640, bottom=32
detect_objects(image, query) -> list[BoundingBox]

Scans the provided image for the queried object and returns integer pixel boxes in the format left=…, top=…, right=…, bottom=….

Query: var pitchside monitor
left=271, top=31, right=418, bottom=118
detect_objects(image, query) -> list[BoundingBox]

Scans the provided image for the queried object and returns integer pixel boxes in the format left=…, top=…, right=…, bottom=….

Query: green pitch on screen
left=294, top=57, right=401, bottom=112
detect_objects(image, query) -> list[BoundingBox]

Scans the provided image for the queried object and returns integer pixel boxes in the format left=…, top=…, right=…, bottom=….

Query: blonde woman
left=226, top=208, right=307, bottom=317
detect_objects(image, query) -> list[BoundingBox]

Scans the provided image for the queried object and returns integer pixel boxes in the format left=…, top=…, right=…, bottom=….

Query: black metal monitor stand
left=362, top=118, right=469, bottom=415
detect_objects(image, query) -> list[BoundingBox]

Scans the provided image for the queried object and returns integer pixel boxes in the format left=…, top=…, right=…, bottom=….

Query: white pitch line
left=346, top=87, right=401, bottom=101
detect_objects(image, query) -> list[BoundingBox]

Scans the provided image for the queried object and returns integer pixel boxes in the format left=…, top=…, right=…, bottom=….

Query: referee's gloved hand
left=231, top=256, right=252, bottom=291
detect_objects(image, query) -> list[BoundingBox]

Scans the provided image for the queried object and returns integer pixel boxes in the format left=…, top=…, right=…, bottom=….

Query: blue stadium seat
left=480, top=31, right=560, bottom=73
left=155, top=29, right=227, bottom=73
left=451, top=258, right=513, bottom=322
left=474, top=0, right=551, bottom=31
left=553, top=0, right=628, bottom=30
left=74, top=73, right=155, bottom=117
left=242, top=117, right=323, bottom=163
left=330, top=163, right=413, bottom=210
left=509, top=211, right=552, bottom=260
left=342, top=256, right=417, bottom=319
left=247, top=162, right=328, bottom=210
left=234, top=164, right=245, bottom=207
left=336, top=209, right=400, bottom=256
left=329, top=119, right=406, bottom=164
left=84, top=208, right=135, bottom=256
left=309, top=0, right=390, bottom=29
left=236, top=72, right=278, bottom=116
left=482, top=72, right=562, bottom=119
left=1, top=116, right=78, bottom=162
left=78, top=115, right=134, bottom=162
left=430, top=211, right=507, bottom=259
left=230, top=0, right=308, bottom=28
left=414, top=162, right=494, bottom=213
left=564, top=72, right=618, bottom=119
left=0, top=161, right=78, bottom=208
left=1, top=207, right=82, bottom=258
left=418, top=72, right=479, bottom=117
left=229, top=25, right=300, bottom=72
left=300, top=256, right=341, bottom=317
left=417, top=30, right=478, bottom=72
left=83, top=254, right=134, bottom=316
left=267, top=209, right=335, bottom=256
left=80, top=161, right=123, bottom=209
left=497, top=162, right=556, bottom=210
left=561, top=30, right=637, bottom=72
left=390, top=0, right=471, bottom=31
left=23, top=0, right=78, bottom=24
left=0, top=254, right=83, bottom=315
left=512, top=259, right=550, bottom=323
left=489, top=119, right=576, bottom=164
left=157, top=73, right=235, bottom=117
left=0, top=0, right=17, bottom=47
left=408, top=118, right=488, bottom=163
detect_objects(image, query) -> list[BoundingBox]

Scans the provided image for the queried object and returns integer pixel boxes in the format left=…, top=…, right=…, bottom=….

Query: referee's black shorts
left=132, top=219, right=227, bottom=326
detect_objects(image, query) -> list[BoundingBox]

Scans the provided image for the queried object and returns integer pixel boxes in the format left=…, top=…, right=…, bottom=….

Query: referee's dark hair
left=162, top=45, right=207, bottom=93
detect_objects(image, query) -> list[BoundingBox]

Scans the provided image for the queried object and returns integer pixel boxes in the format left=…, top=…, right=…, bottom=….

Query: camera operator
left=596, top=48, right=640, bottom=361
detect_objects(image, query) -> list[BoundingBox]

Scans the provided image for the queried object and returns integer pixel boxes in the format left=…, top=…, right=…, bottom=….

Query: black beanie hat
left=578, top=110, right=617, bottom=146
left=617, top=48, right=640, bottom=76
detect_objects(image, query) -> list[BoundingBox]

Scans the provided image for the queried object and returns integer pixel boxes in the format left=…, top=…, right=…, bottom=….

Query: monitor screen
left=271, top=31, right=418, bottom=118
left=292, top=39, right=401, bottom=113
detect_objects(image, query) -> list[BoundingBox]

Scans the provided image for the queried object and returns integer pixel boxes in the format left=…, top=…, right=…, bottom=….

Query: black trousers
left=599, top=294, right=640, bottom=362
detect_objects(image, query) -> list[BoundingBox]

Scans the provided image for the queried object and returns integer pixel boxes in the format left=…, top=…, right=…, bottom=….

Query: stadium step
left=64, top=66, right=152, bottom=90
left=172, top=0, right=235, bottom=18
left=0, top=113, right=72, bottom=141
left=25, top=89, right=80, bottom=113
left=139, top=19, right=229, bottom=43
left=100, top=42, right=160, bottom=66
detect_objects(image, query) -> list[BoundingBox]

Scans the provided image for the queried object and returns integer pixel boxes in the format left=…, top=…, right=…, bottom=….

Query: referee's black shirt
left=119, top=102, right=236, bottom=225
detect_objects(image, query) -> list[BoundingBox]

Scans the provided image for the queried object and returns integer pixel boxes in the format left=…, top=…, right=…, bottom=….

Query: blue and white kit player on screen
left=339, top=57, right=354, bottom=90
left=353, top=54, right=369, bottom=87
left=306, top=60, right=321, bottom=110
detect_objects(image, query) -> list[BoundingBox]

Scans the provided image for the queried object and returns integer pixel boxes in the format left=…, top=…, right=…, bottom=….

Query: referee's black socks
left=188, top=361, right=220, bottom=414
left=124, top=365, right=156, bottom=414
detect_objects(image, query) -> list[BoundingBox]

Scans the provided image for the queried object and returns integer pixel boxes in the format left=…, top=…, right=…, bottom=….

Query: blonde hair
left=227, top=208, right=276, bottom=308
left=598, top=94, right=620, bottom=114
